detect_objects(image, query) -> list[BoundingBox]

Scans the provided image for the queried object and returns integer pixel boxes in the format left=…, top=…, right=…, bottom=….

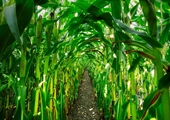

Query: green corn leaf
left=68, top=23, right=80, bottom=36
left=87, top=5, right=103, bottom=17
left=139, top=0, right=157, bottom=38
left=165, top=48, right=170, bottom=63
left=125, top=49, right=168, bottom=71
left=0, top=84, right=7, bottom=92
left=63, top=57, right=77, bottom=70
left=159, top=0, right=170, bottom=3
left=87, top=53, right=97, bottom=59
left=86, top=4, right=114, bottom=28
left=13, top=102, right=22, bottom=120
left=125, top=50, right=155, bottom=60
left=158, top=72, right=170, bottom=90
left=128, top=56, right=141, bottom=73
left=34, top=0, right=48, bottom=5
left=85, top=49, right=104, bottom=57
left=16, top=0, right=34, bottom=34
left=40, top=89, right=47, bottom=120
left=120, top=100, right=130, bottom=120
left=13, top=86, right=27, bottom=120
left=26, top=111, right=33, bottom=120
left=54, top=55, right=65, bottom=69
left=98, top=12, right=114, bottom=28
left=113, top=18, right=145, bottom=35
left=45, top=41, right=63, bottom=55
left=61, top=6, right=80, bottom=18
left=116, top=31, right=131, bottom=40
left=124, top=0, right=130, bottom=15
left=18, top=86, right=27, bottom=114
left=43, top=6, right=80, bottom=26
left=92, top=0, right=109, bottom=8
left=36, top=16, right=43, bottom=46
left=139, top=35, right=162, bottom=48
left=25, top=53, right=35, bottom=82
left=160, top=22, right=170, bottom=44
left=140, top=90, right=161, bottom=120
left=0, top=24, right=15, bottom=59
left=72, top=0, right=90, bottom=12
left=43, top=19, right=60, bottom=26
left=88, top=22, right=112, bottom=48
left=0, top=0, right=33, bottom=58
left=4, top=3, right=21, bottom=43
left=71, top=38, right=81, bottom=50
left=112, top=17, right=163, bottom=48
left=130, top=3, right=139, bottom=18
left=122, top=78, right=126, bottom=93
left=0, top=1, right=2, bottom=6
left=59, top=82, right=65, bottom=120
left=40, top=1, right=59, bottom=8
left=53, top=41, right=69, bottom=54
left=77, top=39, right=99, bottom=51
left=112, top=57, right=119, bottom=74
left=123, top=40, right=153, bottom=53
left=110, top=0, right=121, bottom=19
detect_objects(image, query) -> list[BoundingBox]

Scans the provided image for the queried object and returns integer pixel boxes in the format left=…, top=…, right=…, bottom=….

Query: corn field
left=0, top=0, right=170, bottom=120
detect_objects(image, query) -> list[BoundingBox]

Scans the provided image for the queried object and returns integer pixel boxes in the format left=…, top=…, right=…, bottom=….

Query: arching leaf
left=40, top=1, right=59, bottom=8
left=88, top=22, right=112, bottom=48
left=159, top=0, right=170, bottom=3
left=4, top=3, right=21, bottom=43
left=130, top=3, right=139, bottom=19
left=125, top=50, right=155, bottom=60
left=72, top=0, right=90, bottom=12
left=139, top=90, right=161, bottom=119
left=160, top=22, right=170, bottom=44
left=0, top=0, right=34, bottom=59
left=139, top=0, right=157, bottom=38
left=92, top=0, right=109, bottom=9
left=16, top=0, right=34, bottom=34
left=128, top=56, right=141, bottom=73
left=158, top=72, right=170, bottom=90
left=87, top=5, right=103, bottom=17
left=112, top=17, right=163, bottom=48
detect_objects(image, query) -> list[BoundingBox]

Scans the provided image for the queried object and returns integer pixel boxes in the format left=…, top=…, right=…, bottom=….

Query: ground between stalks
left=67, top=69, right=102, bottom=120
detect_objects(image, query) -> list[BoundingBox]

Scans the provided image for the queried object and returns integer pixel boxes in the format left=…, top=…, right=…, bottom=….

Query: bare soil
left=67, top=69, right=101, bottom=120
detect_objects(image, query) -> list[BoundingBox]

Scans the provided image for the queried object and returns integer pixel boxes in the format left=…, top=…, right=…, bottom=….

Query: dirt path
left=67, top=69, right=100, bottom=120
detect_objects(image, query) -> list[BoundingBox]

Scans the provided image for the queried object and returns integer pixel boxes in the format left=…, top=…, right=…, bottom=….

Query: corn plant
left=64, top=0, right=170, bottom=119
left=1, top=0, right=170, bottom=120
left=0, top=0, right=85, bottom=120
